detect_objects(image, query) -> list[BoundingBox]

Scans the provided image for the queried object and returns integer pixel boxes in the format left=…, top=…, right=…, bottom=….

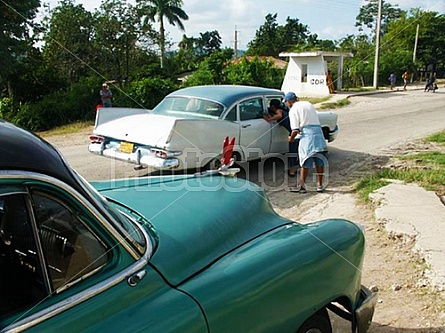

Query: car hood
left=94, top=113, right=177, bottom=147
left=92, top=175, right=292, bottom=286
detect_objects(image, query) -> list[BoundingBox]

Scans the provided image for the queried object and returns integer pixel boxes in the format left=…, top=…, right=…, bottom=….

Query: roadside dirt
left=44, top=129, right=445, bottom=332
left=267, top=139, right=445, bottom=332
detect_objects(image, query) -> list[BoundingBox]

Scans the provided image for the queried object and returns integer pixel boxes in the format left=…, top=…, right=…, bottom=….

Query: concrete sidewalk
left=370, top=182, right=445, bottom=289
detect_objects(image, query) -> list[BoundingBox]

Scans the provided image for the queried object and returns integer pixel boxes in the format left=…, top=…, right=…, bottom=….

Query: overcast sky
left=46, top=0, right=445, bottom=50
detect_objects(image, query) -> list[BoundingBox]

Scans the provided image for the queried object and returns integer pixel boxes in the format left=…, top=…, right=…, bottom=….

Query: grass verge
left=355, top=130, right=445, bottom=202
left=38, top=121, right=94, bottom=137
left=318, top=98, right=351, bottom=110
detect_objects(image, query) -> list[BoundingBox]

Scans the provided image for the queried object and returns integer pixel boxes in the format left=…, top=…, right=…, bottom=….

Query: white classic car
left=89, top=85, right=339, bottom=171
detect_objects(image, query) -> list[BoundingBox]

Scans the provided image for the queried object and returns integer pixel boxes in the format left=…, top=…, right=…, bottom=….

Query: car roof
left=167, top=85, right=284, bottom=107
left=0, top=120, right=83, bottom=192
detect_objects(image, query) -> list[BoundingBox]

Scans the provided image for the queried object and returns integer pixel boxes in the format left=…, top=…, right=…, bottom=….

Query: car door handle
left=128, top=270, right=147, bottom=287
left=242, top=124, right=251, bottom=128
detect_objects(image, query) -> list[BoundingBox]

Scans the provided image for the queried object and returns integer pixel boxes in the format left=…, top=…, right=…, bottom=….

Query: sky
left=46, top=0, right=445, bottom=50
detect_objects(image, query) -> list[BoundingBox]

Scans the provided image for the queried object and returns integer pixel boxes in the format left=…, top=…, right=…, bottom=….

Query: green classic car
left=0, top=120, right=376, bottom=333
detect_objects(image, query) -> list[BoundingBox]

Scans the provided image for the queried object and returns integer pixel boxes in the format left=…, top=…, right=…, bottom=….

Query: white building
left=280, top=51, right=352, bottom=96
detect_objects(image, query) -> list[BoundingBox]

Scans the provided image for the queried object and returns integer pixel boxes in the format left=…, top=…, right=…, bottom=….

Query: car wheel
left=206, top=158, right=222, bottom=171
left=297, top=309, right=332, bottom=333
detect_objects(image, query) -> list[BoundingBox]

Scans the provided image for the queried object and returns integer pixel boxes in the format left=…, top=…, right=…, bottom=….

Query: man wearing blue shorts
left=285, top=92, right=328, bottom=193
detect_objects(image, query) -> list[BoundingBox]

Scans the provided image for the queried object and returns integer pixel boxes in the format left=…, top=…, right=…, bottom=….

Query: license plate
left=120, top=141, right=134, bottom=154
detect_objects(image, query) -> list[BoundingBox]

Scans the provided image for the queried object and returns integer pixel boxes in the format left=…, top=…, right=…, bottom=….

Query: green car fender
left=179, top=219, right=365, bottom=333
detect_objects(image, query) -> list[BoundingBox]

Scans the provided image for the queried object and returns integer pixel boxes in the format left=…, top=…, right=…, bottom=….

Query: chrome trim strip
left=24, top=194, right=53, bottom=295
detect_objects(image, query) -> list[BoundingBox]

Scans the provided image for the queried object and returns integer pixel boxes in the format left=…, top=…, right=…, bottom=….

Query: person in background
left=100, top=83, right=113, bottom=107
left=402, top=70, right=409, bottom=90
left=424, top=73, right=436, bottom=92
left=264, top=99, right=299, bottom=177
left=326, top=70, right=335, bottom=94
left=285, top=92, right=328, bottom=193
left=389, top=71, right=396, bottom=90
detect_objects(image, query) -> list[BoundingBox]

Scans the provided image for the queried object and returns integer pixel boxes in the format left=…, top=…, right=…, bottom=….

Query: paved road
left=326, top=90, right=445, bottom=185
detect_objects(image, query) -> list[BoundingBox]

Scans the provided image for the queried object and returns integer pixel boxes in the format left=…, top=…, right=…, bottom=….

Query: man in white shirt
left=100, top=83, right=113, bottom=107
left=285, top=92, right=328, bottom=193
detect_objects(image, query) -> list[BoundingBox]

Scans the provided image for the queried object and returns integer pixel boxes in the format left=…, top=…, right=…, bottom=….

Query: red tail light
left=150, top=148, right=168, bottom=159
left=90, top=135, right=104, bottom=143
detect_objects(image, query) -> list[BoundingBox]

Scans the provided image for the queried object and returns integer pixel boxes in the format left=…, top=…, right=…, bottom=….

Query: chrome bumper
left=355, top=286, right=378, bottom=333
left=88, top=143, right=180, bottom=170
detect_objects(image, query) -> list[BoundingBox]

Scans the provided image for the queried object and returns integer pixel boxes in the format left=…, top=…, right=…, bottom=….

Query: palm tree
left=137, top=0, right=189, bottom=68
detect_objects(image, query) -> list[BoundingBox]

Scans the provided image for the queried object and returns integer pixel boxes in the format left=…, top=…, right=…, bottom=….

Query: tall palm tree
left=138, top=0, right=189, bottom=68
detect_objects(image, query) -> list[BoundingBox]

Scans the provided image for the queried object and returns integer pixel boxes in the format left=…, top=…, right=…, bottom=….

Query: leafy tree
left=176, top=30, right=223, bottom=71
left=94, top=0, right=157, bottom=86
left=306, top=38, right=337, bottom=52
left=136, top=0, right=189, bottom=68
left=0, top=0, right=40, bottom=82
left=185, top=50, right=232, bottom=86
left=339, top=34, right=374, bottom=87
left=279, top=16, right=312, bottom=51
left=41, top=0, right=95, bottom=84
left=355, top=0, right=402, bottom=35
left=0, top=0, right=40, bottom=109
left=247, top=14, right=317, bottom=56
left=413, top=11, right=445, bottom=74
left=115, top=76, right=178, bottom=109
left=246, top=13, right=281, bottom=56
left=225, top=57, right=284, bottom=88
left=199, top=31, right=222, bottom=55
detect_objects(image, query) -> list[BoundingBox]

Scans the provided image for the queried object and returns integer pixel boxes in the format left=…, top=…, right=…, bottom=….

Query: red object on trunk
left=222, top=137, right=235, bottom=166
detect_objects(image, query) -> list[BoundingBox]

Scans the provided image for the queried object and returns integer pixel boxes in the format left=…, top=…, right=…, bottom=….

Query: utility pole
left=373, top=0, right=383, bottom=89
left=413, top=24, right=419, bottom=63
left=234, top=26, right=238, bottom=60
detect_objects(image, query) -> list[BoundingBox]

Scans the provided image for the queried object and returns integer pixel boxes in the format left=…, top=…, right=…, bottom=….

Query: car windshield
left=151, top=96, right=225, bottom=119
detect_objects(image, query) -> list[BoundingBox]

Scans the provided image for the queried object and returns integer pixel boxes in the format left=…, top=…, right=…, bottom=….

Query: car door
left=0, top=179, right=207, bottom=333
left=266, top=95, right=290, bottom=154
left=237, top=97, right=272, bottom=160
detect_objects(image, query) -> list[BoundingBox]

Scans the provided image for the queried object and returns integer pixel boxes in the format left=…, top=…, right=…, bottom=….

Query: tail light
left=150, top=148, right=168, bottom=159
left=90, top=135, right=104, bottom=143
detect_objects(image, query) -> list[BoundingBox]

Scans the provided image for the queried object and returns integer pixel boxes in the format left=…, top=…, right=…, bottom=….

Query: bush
left=115, top=77, right=178, bottom=109
left=14, top=76, right=102, bottom=131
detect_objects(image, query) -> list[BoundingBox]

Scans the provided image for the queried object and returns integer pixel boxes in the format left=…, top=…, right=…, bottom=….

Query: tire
left=322, top=127, right=330, bottom=140
left=297, top=308, right=332, bottom=333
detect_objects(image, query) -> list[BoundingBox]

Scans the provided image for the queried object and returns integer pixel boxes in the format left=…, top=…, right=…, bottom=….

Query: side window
left=239, top=98, right=264, bottom=121
left=266, top=96, right=287, bottom=112
left=224, top=106, right=237, bottom=122
left=32, top=192, right=110, bottom=291
left=0, top=194, right=46, bottom=318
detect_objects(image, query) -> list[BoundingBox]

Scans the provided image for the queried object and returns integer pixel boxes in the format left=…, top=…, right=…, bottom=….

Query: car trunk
left=94, top=112, right=177, bottom=147
left=93, top=175, right=292, bottom=286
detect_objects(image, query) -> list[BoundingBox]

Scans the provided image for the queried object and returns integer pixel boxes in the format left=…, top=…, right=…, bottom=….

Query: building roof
left=279, top=51, right=353, bottom=58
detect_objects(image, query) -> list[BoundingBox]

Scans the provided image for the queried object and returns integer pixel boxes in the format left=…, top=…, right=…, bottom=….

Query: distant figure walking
left=424, top=73, right=437, bottom=92
left=100, top=83, right=113, bottom=107
left=388, top=72, right=396, bottom=90
left=402, top=70, right=409, bottom=90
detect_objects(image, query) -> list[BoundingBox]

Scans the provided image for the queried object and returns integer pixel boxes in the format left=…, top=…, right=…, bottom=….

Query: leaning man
left=285, top=92, right=328, bottom=193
